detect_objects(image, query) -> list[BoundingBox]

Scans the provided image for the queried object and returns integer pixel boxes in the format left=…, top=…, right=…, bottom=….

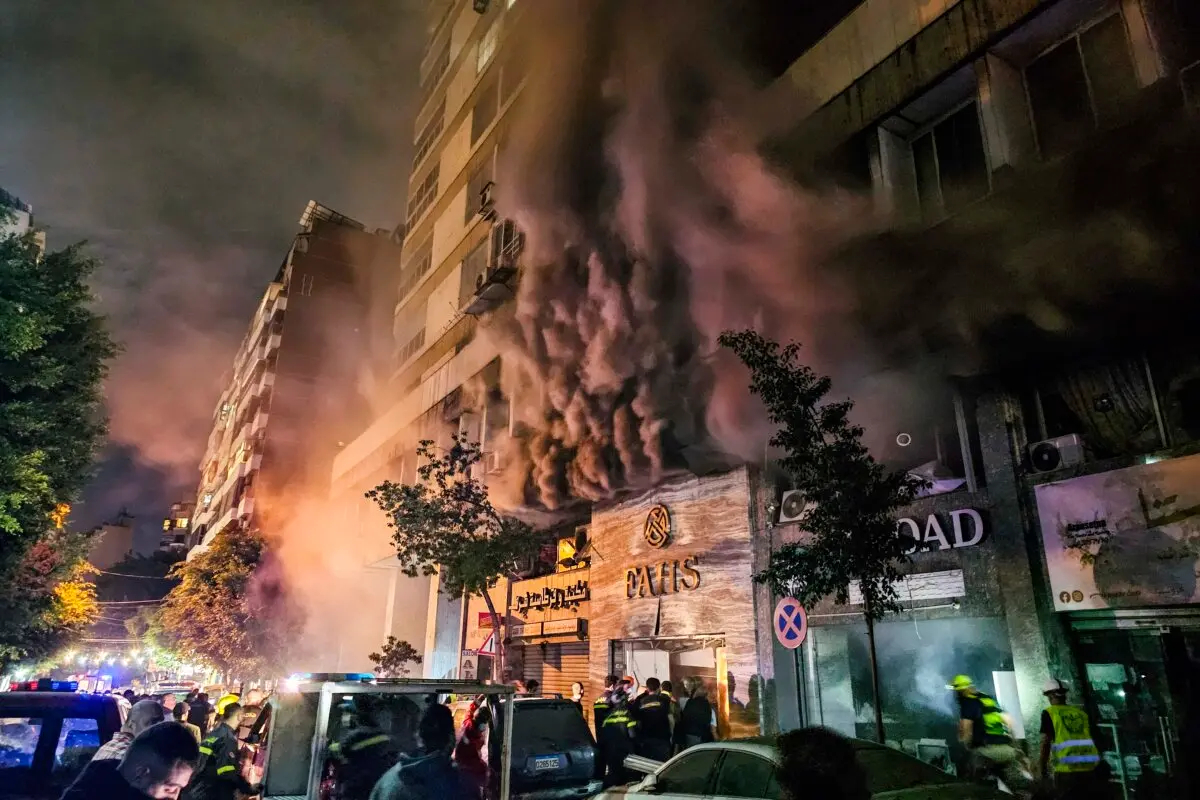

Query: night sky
left=0, top=0, right=858, bottom=551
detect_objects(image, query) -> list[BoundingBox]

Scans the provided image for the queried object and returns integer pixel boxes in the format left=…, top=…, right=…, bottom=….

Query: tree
left=159, top=527, right=298, bottom=678
left=367, top=436, right=544, bottom=678
left=1, top=210, right=116, bottom=663
left=368, top=636, right=423, bottom=678
left=720, top=330, right=925, bottom=743
left=0, top=527, right=99, bottom=669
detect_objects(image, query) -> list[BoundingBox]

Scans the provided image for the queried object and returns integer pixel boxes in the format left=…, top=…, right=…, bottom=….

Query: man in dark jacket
left=599, top=688, right=637, bottom=787
left=369, top=703, right=473, bottom=800
left=62, top=721, right=199, bottom=800
left=632, top=678, right=672, bottom=762
left=185, top=702, right=259, bottom=800
left=330, top=695, right=397, bottom=800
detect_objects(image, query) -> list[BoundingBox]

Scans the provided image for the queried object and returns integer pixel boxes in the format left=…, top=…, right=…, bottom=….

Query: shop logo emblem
left=644, top=505, right=671, bottom=548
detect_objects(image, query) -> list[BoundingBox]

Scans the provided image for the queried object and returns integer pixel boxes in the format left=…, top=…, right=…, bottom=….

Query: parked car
left=598, top=737, right=1005, bottom=800
left=0, top=686, right=126, bottom=800
left=489, top=697, right=602, bottom=800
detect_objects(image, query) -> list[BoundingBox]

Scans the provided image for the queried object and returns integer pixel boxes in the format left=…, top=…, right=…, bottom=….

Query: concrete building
left=187, top=202, right=399, bottom=556
left=88, top=512, right=135, bottom=571
left=754, top=0, right=1200, bottom=787
left=0, top=186, right=46, bottom=253
left=160, top=501, right=193, bottom=552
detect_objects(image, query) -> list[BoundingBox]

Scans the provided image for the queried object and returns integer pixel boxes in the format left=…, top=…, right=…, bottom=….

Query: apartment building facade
left=757, top=0, right=1200, bottom=788
left=188, top=202, right=397, bottom=556
left=1, top=186, right=47, bottom=253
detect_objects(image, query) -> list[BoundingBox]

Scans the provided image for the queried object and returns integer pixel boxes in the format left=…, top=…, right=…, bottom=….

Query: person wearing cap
left=948, top=675, right=1030, bottom=793
left=1038, top=678, right=1100, bottom=794
left=92, top=699, right=166, bottom=763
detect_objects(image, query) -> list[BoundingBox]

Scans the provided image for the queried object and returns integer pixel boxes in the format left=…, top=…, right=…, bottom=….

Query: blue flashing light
left=347, top=673, right=374, bottom=682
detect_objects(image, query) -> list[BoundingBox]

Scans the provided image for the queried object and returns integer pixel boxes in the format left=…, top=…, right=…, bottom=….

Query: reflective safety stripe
left=198, top=746, right=214, bottom=755
left=216, top=765, right=236, bottom=775
left=349, top=734, right=390, bottom=751
left=1060, top=755, right=1101, bottom=764
left=1053, top=739, right=1097, bottom=750
left=1047, top=705, right=1100, bottom=773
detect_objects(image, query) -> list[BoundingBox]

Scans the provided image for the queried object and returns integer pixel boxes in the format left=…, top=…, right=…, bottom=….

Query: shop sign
left=514, top=579, right=589, bottom=615
left=509, top=619, right=585, bottom=639
left=625, top=556, right=701, bottom=599
left=644, top=505, right=671, bottom=548
left=898, top=508, right=986, bottom=553
left=1035, top=453, right=1200, bottom=611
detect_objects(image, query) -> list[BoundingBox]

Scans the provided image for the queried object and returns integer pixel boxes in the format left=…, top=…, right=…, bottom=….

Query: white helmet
left=1043, top=678, right=1069, bottom=695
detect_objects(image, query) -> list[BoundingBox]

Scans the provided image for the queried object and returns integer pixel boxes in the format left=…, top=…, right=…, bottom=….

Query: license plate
left=533, top=755, right=564, bottom=771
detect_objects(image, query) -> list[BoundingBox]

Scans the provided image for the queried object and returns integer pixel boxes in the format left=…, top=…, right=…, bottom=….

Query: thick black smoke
left=492, top=1, right=1200, bottom=512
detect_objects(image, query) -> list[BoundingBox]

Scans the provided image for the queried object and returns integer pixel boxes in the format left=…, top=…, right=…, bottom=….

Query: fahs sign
left=898, top=508, right=986, bottom=553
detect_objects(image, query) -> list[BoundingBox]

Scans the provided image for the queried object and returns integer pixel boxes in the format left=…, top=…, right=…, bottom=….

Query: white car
left=598, top=737, right=1005, bottom=800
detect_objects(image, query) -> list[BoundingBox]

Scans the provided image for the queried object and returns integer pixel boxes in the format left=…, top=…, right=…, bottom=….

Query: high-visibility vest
left=1045, top=705, right=1100, bottom=773
left=976, top=693, right=1011, bottom=741
left=603, top=709, right=636, bottom=729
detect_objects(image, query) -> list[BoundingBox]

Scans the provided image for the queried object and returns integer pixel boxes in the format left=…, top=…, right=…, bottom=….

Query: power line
left=97, top=569, right=176, bottom=579
left=97, top=599, right=165, bottom=605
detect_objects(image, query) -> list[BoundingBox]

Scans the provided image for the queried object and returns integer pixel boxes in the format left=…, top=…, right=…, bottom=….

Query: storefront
left=587, top=469, right=761, bottom=737
left=508, top=568, right=591, bottom=720
left=1034, top=453, right=1200, bottom=792
left=770, top=491, right=1024, bottom=771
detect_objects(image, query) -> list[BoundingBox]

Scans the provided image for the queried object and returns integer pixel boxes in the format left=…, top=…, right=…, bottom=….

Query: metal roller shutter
left=522, top=642, right=591, bottom=726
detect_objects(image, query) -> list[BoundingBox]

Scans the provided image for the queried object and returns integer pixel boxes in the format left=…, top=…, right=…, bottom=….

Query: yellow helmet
left=947, top=675, right=973, bottom=691
left=215, top=693, right=240, bottom=715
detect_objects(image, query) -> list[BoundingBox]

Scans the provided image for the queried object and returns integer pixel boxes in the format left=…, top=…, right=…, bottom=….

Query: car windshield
left=511, top=704, right=592, bottom=752
left=856, top=747, right=960, bottom=793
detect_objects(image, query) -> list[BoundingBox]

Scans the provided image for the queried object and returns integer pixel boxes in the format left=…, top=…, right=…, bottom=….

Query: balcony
left=464, top=219, right=522, bottom=316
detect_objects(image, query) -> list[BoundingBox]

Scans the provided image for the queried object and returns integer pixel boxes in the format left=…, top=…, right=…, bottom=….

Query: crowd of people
left=59, top=687, right=268, bottom=800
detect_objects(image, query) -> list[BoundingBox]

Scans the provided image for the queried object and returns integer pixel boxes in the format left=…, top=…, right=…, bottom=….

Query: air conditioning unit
left=487, top=219, right=523, bottom=273
left=485, top=449, right=503, bottom=474
left=511, top=553, right=537, bottom=579
left=1028, top=434, right=1085, bottom=474
left=777, top=490, right=808, bottom=524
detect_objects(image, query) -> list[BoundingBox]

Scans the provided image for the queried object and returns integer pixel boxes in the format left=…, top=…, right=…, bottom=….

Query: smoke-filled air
left=489, top=0, right=1200, bottom=512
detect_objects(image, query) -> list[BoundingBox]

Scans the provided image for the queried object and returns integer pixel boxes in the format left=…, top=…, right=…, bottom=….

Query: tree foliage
left=367, top=436, right=544, bottom=658
left=0, top=215, right=115, bottom=666
left=0, top=528, right=99, bottom=668
left=368, top=636, right=423, bottom=678
left=0, top=222, right=116, bottom=547
left=720, top=330, right=925, bottom=619
left=159, top=527, right=298, bottom=677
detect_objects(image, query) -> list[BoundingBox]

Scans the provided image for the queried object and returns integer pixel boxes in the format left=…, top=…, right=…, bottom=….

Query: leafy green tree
left=0, top=210, right=115, bottom=667
left=368, top=636, right=423, bottom=678
left=367, top=435, right=544, bottom=677
left=159, top=527, right=297, bottom=678
left=720, top=330, right=924, bottom=742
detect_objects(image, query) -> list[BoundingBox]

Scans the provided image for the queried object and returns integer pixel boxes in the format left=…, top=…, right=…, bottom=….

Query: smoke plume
left=492, top=0, right=872, bottom=509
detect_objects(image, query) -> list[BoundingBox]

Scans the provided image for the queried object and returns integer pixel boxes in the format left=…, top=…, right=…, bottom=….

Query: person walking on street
left=171, top=703, right=202, bottom=744
left=632, top=678, right=672, bottom=762
left=949, top=675, right=1032, bottom=795
left=369, top=703, right=475, bottom=800
left=185, top=702, right=259, bottom=800
left=92, top=700, right=166, bottom=762
left=1038, top=678, right=1101, bottom=798
left=673, top=677, right=715, bottom=753
left=62, top=722, right=199, bottom=800
left=599, top=688, right=637, bottom=787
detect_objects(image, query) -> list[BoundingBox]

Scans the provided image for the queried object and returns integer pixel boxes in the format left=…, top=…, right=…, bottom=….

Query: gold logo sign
left=644, top=505, right=671, bottom=548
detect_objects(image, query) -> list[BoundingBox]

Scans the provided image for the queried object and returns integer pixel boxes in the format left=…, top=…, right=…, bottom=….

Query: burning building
left=335, top=0, right=1200, bottom=778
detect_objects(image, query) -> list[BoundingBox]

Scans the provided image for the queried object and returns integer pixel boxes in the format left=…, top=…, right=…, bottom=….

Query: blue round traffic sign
left=774, top=597, right=808, bottom=650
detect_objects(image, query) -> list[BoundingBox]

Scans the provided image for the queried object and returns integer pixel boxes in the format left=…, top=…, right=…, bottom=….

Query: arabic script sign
left=1035, top=454, right=1200, bottom=611
left=515, top=579, right=589, bottom=615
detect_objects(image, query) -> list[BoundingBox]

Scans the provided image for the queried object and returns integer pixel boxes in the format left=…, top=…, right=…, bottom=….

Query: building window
left=396, top=328, right=426, bottom=366
left=406, top=165, right=440, bottom=229
left=413, top=101, right=445, bottom=168
left=465, top=156, right=495, bottom=224
left=459, top=238, right=489, bottom=308
left=418, top=43, right=450, bottom=111
left=911, top=101, right=989, bottom=223
left=471, top=78, right=500, bottom=144
left=499, top=46, right=524, bottom=103
left=477, top=18, right=501, bottom=74
left=1025, top=13, right=1138, bottom=160
left=398, top=240, right=433, bottom=301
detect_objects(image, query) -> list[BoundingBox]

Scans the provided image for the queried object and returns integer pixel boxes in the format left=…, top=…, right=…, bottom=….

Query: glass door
left=1071, top=625, right=1199, bottom=799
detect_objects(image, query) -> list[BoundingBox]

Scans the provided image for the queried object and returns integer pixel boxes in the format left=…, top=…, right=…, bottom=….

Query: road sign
left=774, top=597, right=808, bottom=650
left=478, top=631, right=496, bottom=656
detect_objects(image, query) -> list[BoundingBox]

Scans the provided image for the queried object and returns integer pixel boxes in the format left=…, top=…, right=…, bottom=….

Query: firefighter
left=1038, top=678, right=1101, bottom=798
left=599, top=687, right=637, bottom=788
left=592, top=675, right=619, bottom=782
left=632, top=678, right=672, bottom=762
left=329, top=695, right=396, bottom=800
left=186, top=702, right=260, bottom=800
left=948, top=675, right=1031, bottom=795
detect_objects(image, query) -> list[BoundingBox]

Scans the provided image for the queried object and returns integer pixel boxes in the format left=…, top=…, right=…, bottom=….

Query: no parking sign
left=773, top=597, right=808, bottom=650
